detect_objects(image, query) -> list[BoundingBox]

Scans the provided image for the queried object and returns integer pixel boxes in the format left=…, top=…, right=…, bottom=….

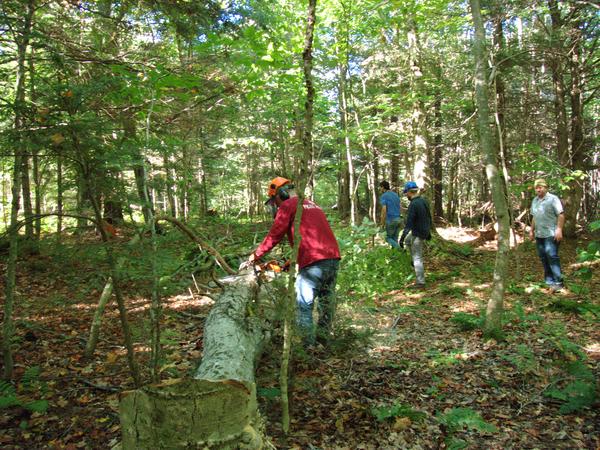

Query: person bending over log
left=244, top=177, right=341, bottom=345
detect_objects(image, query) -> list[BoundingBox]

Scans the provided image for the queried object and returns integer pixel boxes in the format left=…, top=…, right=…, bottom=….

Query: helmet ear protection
left=277, top=184, right=291, bottom=201
left=276, top=183, right=294, bottom=201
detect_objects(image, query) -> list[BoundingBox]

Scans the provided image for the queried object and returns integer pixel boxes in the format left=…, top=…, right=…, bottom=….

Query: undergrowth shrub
left=371, top=401, right=426, bottom=422
left=506, top=302, right=543, bottom=328
left=436, top=407, right=497, bottom=450
left=0, top=366, right=49, bottom=417
left=540, top=321, right=598, bottom=414
left=502, top=344, right=540, bottom=375
left=450, top=312, right=483, bottom=331
left=329, top=323, right=375, bottom=355
left=336, top=219, right=413, bottom=297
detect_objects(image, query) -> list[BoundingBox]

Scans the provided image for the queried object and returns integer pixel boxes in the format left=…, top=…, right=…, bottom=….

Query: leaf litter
left=0, top=229, right=598, bottom=449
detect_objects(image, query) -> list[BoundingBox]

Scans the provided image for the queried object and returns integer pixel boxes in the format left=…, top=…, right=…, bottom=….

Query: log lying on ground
left=119, top=272, right=273, bottom=449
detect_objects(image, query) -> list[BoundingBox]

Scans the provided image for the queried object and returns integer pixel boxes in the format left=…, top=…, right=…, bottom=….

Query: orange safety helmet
left=267, top=177, right=292, bottom=197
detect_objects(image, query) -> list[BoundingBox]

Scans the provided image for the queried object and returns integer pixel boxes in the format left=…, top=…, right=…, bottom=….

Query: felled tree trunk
left=119, top=272, right=272, bottom=449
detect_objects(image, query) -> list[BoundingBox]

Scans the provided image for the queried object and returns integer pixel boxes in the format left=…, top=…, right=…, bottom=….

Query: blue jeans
left=385, top=218, right=402, bottom=249
left=296, top=259, right=339, bottom=343
left=535, top=237, right=563, bottom=286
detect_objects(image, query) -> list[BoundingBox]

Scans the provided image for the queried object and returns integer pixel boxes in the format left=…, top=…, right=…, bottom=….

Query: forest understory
left=0, top=224, right=598, bottom=449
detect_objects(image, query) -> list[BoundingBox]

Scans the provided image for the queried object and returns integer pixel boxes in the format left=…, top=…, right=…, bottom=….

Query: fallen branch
left=156, top=215, right=236, bottom=275
left=75, top=376, right=120, bottom=393
left=570, top=259, right=600, bottom=270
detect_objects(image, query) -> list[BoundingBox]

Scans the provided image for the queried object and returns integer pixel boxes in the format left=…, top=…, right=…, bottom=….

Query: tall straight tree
left=281, top=0, right=317, bottom=434
left=2, top=0, right=36, bottom=380
left=470, top=0, right=511, bottom=340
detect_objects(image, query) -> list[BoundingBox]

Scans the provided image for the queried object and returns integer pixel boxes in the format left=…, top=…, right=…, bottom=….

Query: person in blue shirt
left=399, top=181, right=432, bottom=288
left=379, top=181, right=402, bottom=249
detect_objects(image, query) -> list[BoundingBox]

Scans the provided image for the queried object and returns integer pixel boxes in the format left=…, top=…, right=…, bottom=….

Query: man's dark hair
left=380, top=180, right=390, bottom=190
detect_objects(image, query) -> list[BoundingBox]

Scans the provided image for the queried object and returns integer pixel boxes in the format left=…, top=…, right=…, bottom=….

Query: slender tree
left=281, top=0, right=317, bottom=434
left=470, top=0, right=511, bottom=340
left=2, top=0, right=36, bottom=380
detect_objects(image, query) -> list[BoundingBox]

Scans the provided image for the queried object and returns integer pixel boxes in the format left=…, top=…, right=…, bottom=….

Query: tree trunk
left=336, top=62, right=351, bottom=220
left=470, top=0, right=511, bottom=341
left=279, top=0, right=317, bottom=434
left=548, top=0, right=570, bottom=164
left=339, top=63, right=356, bottom=225
left=119, top=273, right=271, bottom=449
left=564, top=13, right=585, bottom=237
left=85, top=235, right=141, bottom=358
left=28, top=44, right=41, bottom=242
left=56, top=151, right=63, bottom=240
left=21, top=156, right=35, bottom=241
left=162, top=153, right=177, bottom=217
left=3, top=0, right=35, bottom=380
left=432, top=93, right=444, bottom=221
left=407, top=19, right=429, bottom=189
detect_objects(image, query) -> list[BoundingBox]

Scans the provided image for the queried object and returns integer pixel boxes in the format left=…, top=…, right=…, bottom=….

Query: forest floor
left=0, top=225, right=598, bottom=449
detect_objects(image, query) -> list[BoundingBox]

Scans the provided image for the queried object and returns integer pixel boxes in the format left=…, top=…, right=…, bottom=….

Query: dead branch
left=570, top=259, right=600, bottom=270
left=156, top=215, right=237, bottom=275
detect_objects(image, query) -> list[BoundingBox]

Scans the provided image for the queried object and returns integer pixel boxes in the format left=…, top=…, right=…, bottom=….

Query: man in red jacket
left=246, top=177, right=341, bottom=344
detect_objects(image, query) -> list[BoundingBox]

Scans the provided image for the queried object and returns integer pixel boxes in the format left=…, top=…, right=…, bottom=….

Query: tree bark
left=3, top=0, right=35, bottom=380
left=21, top=155, right=35, bottom=241
left=432, top=92, right=444, bottom=220
left=85, top=235, right=141, bottom=358
left=56, top=151, right=63, bottom=240
left=470, top=0, right=511, bottom=341
left=407, top=18, right=429, bottom=189
left=280, top=0, right=317, bottom=434
left=564, top=11, right=586, bottom=237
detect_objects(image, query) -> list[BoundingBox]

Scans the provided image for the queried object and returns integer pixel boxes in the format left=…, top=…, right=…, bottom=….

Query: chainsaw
left=257, top=259, right=290, bottom=273
left=238, top=258, right=290, bottom=274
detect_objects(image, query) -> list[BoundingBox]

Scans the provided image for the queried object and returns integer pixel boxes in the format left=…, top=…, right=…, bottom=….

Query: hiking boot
left=408, top=282, right=426, bottom=290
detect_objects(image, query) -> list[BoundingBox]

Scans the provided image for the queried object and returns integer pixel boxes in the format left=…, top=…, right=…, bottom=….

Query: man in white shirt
left=529, top=178, right=565, bottom=291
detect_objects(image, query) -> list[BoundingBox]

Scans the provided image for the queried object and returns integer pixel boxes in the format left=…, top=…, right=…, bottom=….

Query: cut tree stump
left=119, top=272, right=274, bottom=449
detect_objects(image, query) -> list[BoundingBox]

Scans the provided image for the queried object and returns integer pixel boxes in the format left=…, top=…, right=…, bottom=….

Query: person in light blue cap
left=399, top=181, right=432, bottom=289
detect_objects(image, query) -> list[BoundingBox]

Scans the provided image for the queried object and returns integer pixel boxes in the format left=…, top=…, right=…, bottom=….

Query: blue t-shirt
left=380, top=190, right=401, bottom=222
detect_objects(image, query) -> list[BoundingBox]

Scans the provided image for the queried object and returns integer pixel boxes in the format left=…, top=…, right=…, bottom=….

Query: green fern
left=512, top=302, right=543, bottom=326
left=21, top=366, right=41, bottom=389
left=372, top=402, right=426, bottom=422
left=23, top=399, right=49, bottom=414
left=447, top=438, right=468, bottom=450
left=0, top=380, right=18, bottom=410
left=546, top=381, right=597, bottom=414
left=437, top=408, right=497, bottom=434
left=450, top=312, right=482, bottom=331
left=0, top=380, right=16, bottom=395
left=502, top=345, right=539, bottom=375
left=0, top=367, right=48, bottom=413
